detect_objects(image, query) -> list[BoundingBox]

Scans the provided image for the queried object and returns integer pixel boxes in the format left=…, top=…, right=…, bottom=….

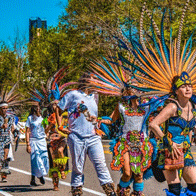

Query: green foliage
left=20, top=110, right=30, bottom=122
left=0, top=42, right=18, bottom=84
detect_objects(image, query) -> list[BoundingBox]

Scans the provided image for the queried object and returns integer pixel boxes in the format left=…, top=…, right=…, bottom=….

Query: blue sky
left=0, top=0, right=68, bottom=47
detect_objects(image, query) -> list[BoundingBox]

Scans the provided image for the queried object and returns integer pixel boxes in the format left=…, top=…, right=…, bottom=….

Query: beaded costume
left=111, top=103, right=153, bottom=175
left=84, top=56, right=155, bottom=196
left=158, top=101, right=196, bottom=172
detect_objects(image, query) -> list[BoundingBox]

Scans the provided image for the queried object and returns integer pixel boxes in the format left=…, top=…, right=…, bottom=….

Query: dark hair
left=172, top=76, right=180, bottom=86
left=29, top=105, right=39, bottom=116
left=47, top=104, right=54, bottom=115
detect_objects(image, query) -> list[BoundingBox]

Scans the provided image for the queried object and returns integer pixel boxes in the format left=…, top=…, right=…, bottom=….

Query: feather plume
left=111, top=1, right=196, bottom=97
left=27, top=66, right=76, bottom=106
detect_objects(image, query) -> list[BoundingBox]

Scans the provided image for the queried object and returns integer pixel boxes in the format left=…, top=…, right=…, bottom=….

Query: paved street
left=0, top=142, right=195, bottom=196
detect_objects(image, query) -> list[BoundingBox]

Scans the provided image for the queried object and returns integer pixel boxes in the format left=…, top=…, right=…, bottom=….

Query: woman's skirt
left=30, top=137, right=49, bottom=178
left=110, top=130, right=154, bottom=176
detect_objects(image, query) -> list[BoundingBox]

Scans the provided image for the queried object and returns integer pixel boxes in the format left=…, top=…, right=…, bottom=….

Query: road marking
left=0, top=190, right=13, bottom=196
left=10, top=167, right=106, bottom=196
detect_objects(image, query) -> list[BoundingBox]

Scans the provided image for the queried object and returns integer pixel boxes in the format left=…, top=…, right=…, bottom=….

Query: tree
left=0, top=42, right=18, bottom=84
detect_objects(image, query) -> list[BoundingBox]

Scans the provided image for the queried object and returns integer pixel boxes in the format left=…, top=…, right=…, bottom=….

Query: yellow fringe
left=53, top=156, right=69, bottom=165
left=64, top=170, right=71, bottom=175
left=49, top=167, right=61, bottom=178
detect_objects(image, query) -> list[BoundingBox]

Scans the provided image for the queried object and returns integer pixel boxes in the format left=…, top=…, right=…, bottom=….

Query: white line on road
left=10, top=167, right=106, bottom=196
left=0, top=190, right=13, bottom=196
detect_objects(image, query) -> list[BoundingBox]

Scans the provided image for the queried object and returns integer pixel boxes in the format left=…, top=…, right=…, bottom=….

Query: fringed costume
left=111, top=103, right=153, bottom=175
left=109, top=0, right=196, bottom=195
left=84, top=57, right=155, bottom=196
left=47, top=111, right=70, bottom=191
left=29, top=67, right=74, bottom=190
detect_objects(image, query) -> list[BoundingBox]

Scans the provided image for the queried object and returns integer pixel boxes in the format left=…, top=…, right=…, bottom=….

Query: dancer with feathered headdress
left=85, top=55, right=156, bottom=196
left=113, top=0, right=196, bottom=195
left=0, top=83, right=23, bottom=182
left=26, top=67, right=75, bottom=190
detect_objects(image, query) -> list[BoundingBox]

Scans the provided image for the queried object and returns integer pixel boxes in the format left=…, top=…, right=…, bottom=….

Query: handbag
left=164, top=148, right=184, bottom=170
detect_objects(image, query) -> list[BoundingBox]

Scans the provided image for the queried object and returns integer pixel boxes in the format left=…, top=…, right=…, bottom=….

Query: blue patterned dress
left=158, top=102, right=196, bottom=174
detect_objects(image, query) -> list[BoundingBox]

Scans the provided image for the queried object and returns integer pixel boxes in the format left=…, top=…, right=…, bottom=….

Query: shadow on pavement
left=0, top=185, right=53, bottom=193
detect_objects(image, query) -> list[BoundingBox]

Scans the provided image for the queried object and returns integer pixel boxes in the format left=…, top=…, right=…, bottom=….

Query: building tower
left=29, top=17, right=47, bottom=42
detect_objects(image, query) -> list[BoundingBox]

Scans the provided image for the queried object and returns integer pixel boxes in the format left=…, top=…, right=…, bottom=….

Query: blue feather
left=93, top=73, right=120, bottom=89
left=30, top=96, right=41, bottom=102
left=102, top=56, right=121, bottom=83
left=149, top=138, right=158, bottom=162
left=118, top=54, right=149, bottom=76
left=113, top=36, right=129, bottom=50
left=99, top=116, right=113, bottom=139
left=94, top=61, right=120, bottom=84
left=161, top=8, right=170, bottom=66
left=182, top=28, right=196, bottom=61
left=140, top=94, right=170, bottom=135
left=35, top=89, right=45, bottom=99
left=129, top=84, right=155, bottom=92
left=191, top=94, right=196, bottom=104
left=121, top=27, right=153, bottom=69
left=109, top=138, right=118, bottom=154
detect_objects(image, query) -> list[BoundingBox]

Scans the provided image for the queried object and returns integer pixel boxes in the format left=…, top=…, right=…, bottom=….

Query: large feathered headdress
left=83, top=55, right=138, bottom=97
left=0, top=83, right=23, bottom=107
left=28, top=67, right=77, bottom=108
left=115, top=0, right=196, bottom=97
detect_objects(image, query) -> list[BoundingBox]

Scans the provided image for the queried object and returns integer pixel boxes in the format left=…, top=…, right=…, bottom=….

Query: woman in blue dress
left=149, top=75, right=196, bottom=196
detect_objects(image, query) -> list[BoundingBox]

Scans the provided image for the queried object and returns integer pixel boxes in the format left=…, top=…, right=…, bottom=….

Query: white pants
left=68, top=133, right=113, bottom=187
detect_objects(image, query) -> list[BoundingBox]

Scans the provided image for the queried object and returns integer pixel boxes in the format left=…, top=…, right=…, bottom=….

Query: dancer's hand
left=61, top=128, right=70, bottom=135
left=97, top=119, right=112, bottom=128
left=26, top=145, right=31, bottom=153
left=58, top=126, right=70, bottom=135
left=170, top=142, right=181, bottom=159
left=89, top=115, right=97, bottom=121
left=97, top=119, right=103, bottom=128
left=89, top=116, right=97, bottom=125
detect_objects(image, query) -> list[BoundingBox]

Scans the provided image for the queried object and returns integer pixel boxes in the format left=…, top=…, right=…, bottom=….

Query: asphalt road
left=0, top=142, right=196, bottom=196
